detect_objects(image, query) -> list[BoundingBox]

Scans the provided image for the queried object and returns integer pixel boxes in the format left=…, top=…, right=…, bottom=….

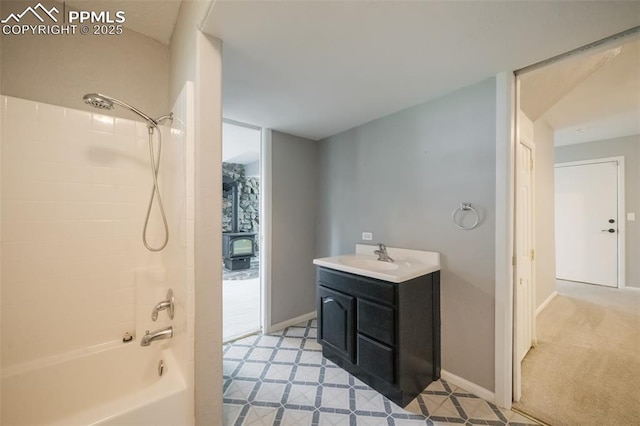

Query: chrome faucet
left=151, top=289, right=175, bottom=321
left=140, top=326, right=173, bottom=346
left=374, top=243, right=394, bottom=262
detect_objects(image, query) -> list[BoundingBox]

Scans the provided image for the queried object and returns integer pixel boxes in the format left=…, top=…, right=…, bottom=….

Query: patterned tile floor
left=223, top=320, right=539, bottom=426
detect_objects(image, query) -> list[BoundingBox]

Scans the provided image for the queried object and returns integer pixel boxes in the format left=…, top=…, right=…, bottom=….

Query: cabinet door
left=318, top=287, right=355, bottom=362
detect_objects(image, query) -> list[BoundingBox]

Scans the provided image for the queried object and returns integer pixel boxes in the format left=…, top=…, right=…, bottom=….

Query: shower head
left=83, top=93, right=159, bottom=125
left=83, top=93, right=114, bottom=111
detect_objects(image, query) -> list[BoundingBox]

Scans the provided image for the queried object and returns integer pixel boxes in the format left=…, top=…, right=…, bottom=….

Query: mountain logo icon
left=1, top=3, right=59, bottom=24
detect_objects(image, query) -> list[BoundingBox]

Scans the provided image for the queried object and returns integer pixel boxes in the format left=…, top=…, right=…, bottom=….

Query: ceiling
left=536, top=40, right=640, bottom=146
left=63, top=0, right=182, bottom=45
left=202, top=1, right=639, bottom=141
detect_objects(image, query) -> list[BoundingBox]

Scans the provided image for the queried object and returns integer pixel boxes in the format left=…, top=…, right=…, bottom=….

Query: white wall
left=317, top=79, right=497, bottom=391
left=169, top=1, right=222, bottom=423
left=0, top=30, right=3, bottom=418
left=534, top=120, right=557, bottom=309
left=0, top=0, right=170, bottom=122
left=271, top=131, right=317, bottom=326
left=555, top=135, right=640, bottom=288
left=162, top=82, right=196, bottom=425
left=0, top=96, right=174, bottom=368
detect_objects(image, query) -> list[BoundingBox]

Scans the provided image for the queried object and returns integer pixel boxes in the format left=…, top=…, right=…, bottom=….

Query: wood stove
left=223, top=174, right=257, bottom=271
left=223, top=232, right=257, bottom=270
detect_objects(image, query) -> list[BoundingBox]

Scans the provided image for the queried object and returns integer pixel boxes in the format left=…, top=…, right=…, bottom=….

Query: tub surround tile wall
left=0, top=96, right=189, bottom=373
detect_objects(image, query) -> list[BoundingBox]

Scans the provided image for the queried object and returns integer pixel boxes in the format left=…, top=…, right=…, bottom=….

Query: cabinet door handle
left=323, top=296, right=345, bottom=309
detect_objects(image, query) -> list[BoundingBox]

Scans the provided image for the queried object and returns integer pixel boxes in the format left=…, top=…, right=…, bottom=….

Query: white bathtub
left=1, top=342, right=191, bottom=426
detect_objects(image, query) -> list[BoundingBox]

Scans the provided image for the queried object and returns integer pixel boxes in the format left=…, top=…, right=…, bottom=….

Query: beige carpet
left=513, top=281, right=640, bottom=425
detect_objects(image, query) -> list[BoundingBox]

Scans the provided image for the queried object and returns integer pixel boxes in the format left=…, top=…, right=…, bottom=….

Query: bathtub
left=1, top=342, right=191, bottom=426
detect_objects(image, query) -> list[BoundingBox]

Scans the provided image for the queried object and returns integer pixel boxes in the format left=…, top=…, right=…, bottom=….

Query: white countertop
left=313, top=244, right=440, bottom=283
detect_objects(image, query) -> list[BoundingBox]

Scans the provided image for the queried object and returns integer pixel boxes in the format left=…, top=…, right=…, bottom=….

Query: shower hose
left=143, top=123, right=169, bottom=252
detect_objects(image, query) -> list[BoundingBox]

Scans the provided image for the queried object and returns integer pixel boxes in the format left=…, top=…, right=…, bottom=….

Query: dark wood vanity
left=316, top=266, right=441, bottom=407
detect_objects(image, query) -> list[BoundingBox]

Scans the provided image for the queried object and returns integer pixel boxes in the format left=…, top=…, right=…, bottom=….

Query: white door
left=515, top=138, right=534, bottom=363
left=555, top=161, right=619, bottom=287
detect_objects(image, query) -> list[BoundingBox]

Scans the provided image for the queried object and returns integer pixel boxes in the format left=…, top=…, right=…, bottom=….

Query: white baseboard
left=440, top=369, right=495, bottom=403
left=268, top=311, right=317, bottom=333
left=535, top=291, right=558, bottom=316
left=622, top=286, right=640, bottom=292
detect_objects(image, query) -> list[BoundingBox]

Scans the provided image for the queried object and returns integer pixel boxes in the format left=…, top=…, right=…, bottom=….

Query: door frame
left=221, top=118, right=270, bottom=339
left=261, top=128, right=273, bottom=332
left=554, top=156, right=626, bottom=289
left=495, top=27, right=640, bottom=409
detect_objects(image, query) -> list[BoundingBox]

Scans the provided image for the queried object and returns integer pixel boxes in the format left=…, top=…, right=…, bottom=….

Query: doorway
left=222, top=120, right=263, bottom=342
left=510, top=33, right=640, bottom=425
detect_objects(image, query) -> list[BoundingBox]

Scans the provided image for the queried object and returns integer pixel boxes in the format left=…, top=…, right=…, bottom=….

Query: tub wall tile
left=1, top=95, right=191, bottom=371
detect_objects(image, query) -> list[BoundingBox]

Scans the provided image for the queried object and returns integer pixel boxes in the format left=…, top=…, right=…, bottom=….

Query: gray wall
left=317, top=79, right=497, bottom=391
left=272, top=131, right=318, bottom=325
left=534, top=120, right=557, bottom=308
left=1, top=0, right=169, bottom=120
left=555, top=135, right=640, bottom=288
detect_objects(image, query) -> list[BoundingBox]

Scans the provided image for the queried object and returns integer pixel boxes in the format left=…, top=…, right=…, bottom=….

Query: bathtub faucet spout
left=140, top=326, right=173, bottom=347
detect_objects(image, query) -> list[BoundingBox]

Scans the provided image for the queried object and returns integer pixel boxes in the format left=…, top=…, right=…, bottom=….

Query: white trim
left=269, top=311, right=317, bottom=334
left=535, top=291, right=557, bottom=317
left=441, top=370, right=495, bottom=404
left=260, top=129, right=273, bottom=333
left=494, top=72, right=516, bottom=410
left=555, top=157, right=626, bottom=289
left=497, top=31, right=639, bottom=414
left=623, top=286, right=640, bottom=292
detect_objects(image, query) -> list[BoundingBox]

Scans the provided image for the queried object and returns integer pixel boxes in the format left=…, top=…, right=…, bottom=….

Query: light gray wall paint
left=317, top=79, right=497, bottom=391
left=271, top=131, right=318, bottom=325
left=534, top=120, right=557, bottom=308
left=555, top=135, right=640, bottom=288
left=0, top=0, right=169, bottom=120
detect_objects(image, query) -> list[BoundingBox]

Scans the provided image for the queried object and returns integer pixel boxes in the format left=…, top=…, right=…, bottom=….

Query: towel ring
left=452, top=203, right=479, bottom=230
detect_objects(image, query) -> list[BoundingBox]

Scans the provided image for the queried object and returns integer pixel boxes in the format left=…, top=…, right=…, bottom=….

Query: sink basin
left=313, top=245, right=440, bottom=283
left=338, top=256, right=399, bottom=271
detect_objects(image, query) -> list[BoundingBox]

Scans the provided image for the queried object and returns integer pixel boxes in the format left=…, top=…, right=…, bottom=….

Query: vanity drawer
left=357, top=334, right=394, bottom=383
left=318, top=268, right=395, bottom=305
left=357, top=299, right=394, bottom=345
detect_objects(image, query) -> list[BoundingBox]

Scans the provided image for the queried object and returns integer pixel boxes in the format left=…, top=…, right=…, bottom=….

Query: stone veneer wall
left=223, top=162, right=260, bottom=237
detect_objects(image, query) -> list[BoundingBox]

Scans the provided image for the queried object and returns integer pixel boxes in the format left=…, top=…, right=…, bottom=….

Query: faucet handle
left=151, top=289, right=175, bottom=321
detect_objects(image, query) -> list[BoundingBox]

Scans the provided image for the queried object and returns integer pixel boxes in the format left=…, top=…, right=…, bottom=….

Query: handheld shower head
left=83, top=94, right=114, bottom=111
left=83, top=93, right=158, bottom=125
left=82, top=92, right=173, bottom=252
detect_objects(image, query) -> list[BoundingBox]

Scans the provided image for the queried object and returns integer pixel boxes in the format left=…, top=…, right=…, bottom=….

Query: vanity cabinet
left=316, top=267, right=440, bottom=407
left=317, top=287, right=355, bottom=362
